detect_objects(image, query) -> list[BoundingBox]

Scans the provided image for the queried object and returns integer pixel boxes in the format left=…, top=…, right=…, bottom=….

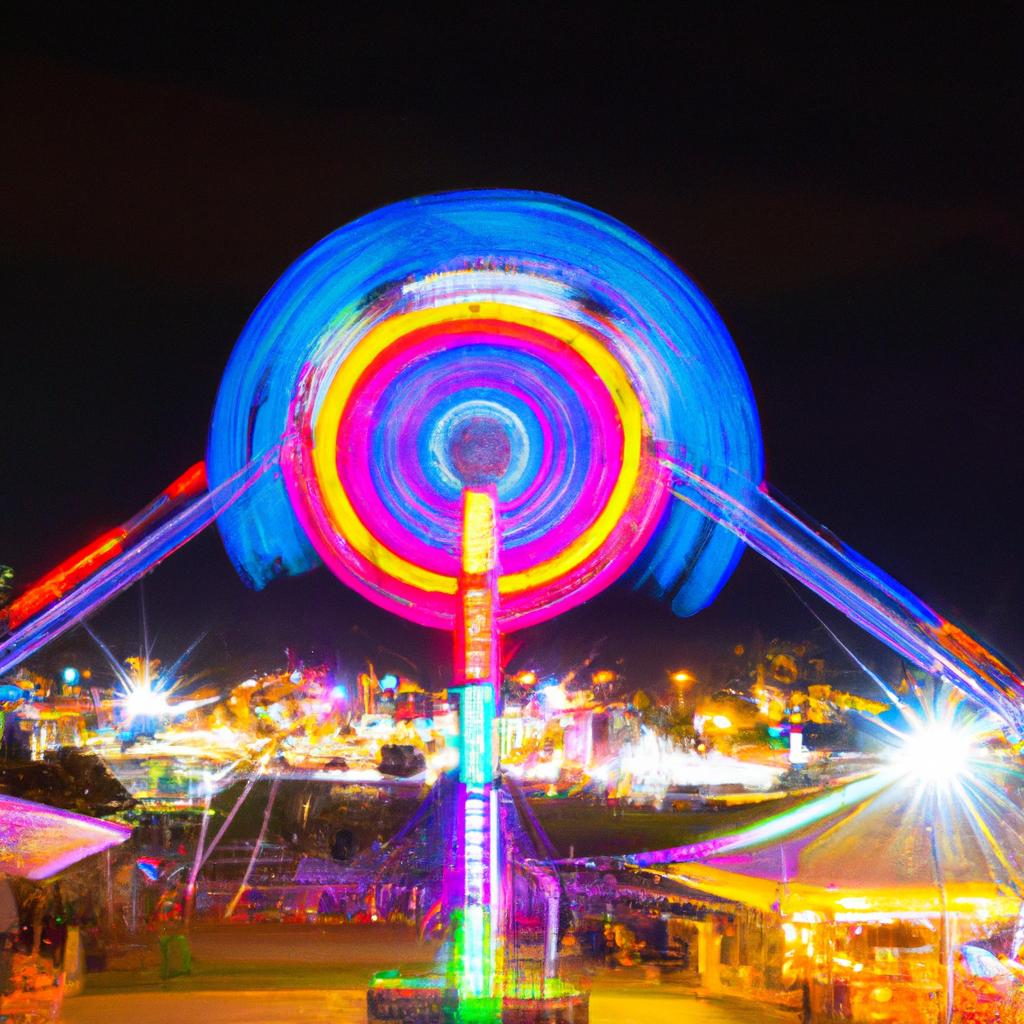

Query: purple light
left=0, top=793, right=131, bottom=880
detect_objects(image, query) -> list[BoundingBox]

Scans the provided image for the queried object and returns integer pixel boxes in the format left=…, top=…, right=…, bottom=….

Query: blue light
left=208, top=190, right=762, bottom=618
left=62, top=666, right=79, bottom=685
left=136, top=859, right=161, bottom=882
left=379, top=673, right=398, bottom=692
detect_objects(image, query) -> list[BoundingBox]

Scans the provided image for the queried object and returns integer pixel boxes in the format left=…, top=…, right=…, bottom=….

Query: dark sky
left=1, top=7, right=1021, bottom=692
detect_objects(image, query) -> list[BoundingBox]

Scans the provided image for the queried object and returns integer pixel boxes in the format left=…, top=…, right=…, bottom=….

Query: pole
left=104, top=848, right=114, bottom=934
left=225, top=778, right=281, bottom=920
left=543, top=888, right=559, bottom=988
left=450, top=487, right=502, bottom=1016
left=929, top=824, right=953, bottom=1024
left=196, top=767, right=261, bottom=872
left=789, top=707, right=804, bottom=766
left=184, top=776, right=213, bottom=927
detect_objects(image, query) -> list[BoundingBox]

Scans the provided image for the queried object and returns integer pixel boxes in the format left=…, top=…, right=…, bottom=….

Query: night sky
left=1, top=8, right=1021, bottom=694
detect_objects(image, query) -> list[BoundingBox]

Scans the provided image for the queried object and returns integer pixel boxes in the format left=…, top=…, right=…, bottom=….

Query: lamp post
left=669, top=670, right=694, bottom=711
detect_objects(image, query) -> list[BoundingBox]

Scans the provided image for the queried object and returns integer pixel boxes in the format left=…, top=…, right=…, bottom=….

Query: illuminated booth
left=649, top=764, right=1024, bottom=1023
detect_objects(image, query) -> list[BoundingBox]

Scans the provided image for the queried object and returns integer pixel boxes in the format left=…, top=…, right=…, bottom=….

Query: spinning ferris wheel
left=2, top=190, right=1021, bottom=1018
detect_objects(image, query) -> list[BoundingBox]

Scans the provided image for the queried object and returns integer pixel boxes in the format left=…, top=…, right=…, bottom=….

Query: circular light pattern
left=284, top=302, right=658, bottom=628
left=209, top=191, right=763, bottom=629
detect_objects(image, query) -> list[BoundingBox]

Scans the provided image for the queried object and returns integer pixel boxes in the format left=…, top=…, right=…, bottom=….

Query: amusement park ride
left=1, top=191, right=1022, bottom=1022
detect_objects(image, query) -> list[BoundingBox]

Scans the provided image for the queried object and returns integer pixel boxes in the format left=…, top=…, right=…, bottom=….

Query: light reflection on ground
left=63, top=988, right=797, bottom=1024
left=59, top=924, right=797, bottom=1023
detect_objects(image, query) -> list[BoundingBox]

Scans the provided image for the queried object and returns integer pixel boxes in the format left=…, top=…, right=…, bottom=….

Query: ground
left=62, top=923, right=797, bottom=1023
left=63, top=987, right=796, bottom=1023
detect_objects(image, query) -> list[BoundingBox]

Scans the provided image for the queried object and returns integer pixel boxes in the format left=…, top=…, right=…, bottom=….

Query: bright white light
left=600, top=730, right=780, bottom=792
left=896, top=720, right=974, bottom=785
left=123, top=683, right=171, bottom=721
left=711, top=714, right=732, bottom=730
left=540, top=683, right=567, bottom=711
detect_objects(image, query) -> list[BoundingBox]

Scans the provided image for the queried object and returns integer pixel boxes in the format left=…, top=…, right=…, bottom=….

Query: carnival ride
left=1, top=190, right=1022, bottom=1021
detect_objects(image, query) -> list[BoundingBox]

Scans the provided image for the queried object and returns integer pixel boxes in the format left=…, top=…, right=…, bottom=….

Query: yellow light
left=312, top=301, right=646, bottom=599
left=791, top=911, right=820, bottom=924
left=462, top=490, right=497, bottom=575
left=670, top=671, right=692, bottom=684
left=461, top=489, right=497, bottom=682
left=837, top=896, right=870, bottom=910
left=519, top=671, right=537, bottom=687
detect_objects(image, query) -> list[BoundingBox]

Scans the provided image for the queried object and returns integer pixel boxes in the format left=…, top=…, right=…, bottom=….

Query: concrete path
left=64, top=987, right=797, bottom=1023
left=63, top=924, right=797, bottom=1023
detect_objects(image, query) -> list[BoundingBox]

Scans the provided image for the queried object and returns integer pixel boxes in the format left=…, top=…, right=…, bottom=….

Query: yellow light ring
left=309, top=301, right=648, bottom=599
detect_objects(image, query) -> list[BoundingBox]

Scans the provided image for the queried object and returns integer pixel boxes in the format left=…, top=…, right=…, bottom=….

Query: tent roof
left=0, top=793, right=131, bottom=879
left=658, top=774, right=1024, bottom=918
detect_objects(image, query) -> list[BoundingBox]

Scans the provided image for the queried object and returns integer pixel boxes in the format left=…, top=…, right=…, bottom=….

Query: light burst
left=886, top=682, right=997, bottom=791
left=85, top=623, right=213, bottom=724
left=869, top=678, right=1024, bottom=896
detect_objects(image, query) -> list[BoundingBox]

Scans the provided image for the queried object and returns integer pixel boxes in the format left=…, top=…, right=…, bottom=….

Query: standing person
left=154, top=885, right=191, bottom=980
left=21, top=884, right=46, bottom=957
left=39, top=882, right=67, bottom=968
left=0, top=877, right=19, bottom=1007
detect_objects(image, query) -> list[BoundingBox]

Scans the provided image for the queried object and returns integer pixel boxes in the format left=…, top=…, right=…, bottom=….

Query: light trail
left=663, top=454, right=1024, bottom=734
left=0, top=446, right=279, bottom=677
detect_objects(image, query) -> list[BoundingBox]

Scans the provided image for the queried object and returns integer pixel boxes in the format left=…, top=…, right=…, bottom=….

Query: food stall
left=650, top=776, right=1024, bottom=1022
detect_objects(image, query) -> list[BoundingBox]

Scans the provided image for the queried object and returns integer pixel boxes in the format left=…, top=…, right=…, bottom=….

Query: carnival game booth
left=0, top=794, right=130, bottom=1022
left=646, top=772, right=1024, bottom=1024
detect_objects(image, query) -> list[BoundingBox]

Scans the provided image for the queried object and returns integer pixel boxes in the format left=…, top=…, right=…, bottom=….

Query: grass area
left=82, top=959, right=436, bottom=995
left=83, top=924, right=439, bottom=996
left=528, top=796, right=807, bottom=857
left=155, top=777, right=806, bottom=863
left=209, top=779, right=420, bottom=844
left=204, top=783, right=804, bottom=859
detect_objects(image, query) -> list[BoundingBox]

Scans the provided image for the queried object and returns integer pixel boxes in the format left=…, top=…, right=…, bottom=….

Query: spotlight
left=896, top=720, right=973, bottom=785
left=123, top=682, right=171, bottom=721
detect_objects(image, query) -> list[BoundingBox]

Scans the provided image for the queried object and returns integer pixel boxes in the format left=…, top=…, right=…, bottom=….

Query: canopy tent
left=654, top=860, right=1021, bottom=920
left=0, top=793, right=131, bottom=879
left=652, top=773, right=1024, bottom=920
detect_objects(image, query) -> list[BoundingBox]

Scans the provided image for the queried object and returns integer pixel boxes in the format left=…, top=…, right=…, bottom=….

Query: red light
left=164, top=461, right=207, bottom=501
left=3, top=528, right=126, bottom=629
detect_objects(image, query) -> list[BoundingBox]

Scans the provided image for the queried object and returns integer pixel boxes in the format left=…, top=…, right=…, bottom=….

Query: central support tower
left=449, top=486, right=503, bottom=1016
